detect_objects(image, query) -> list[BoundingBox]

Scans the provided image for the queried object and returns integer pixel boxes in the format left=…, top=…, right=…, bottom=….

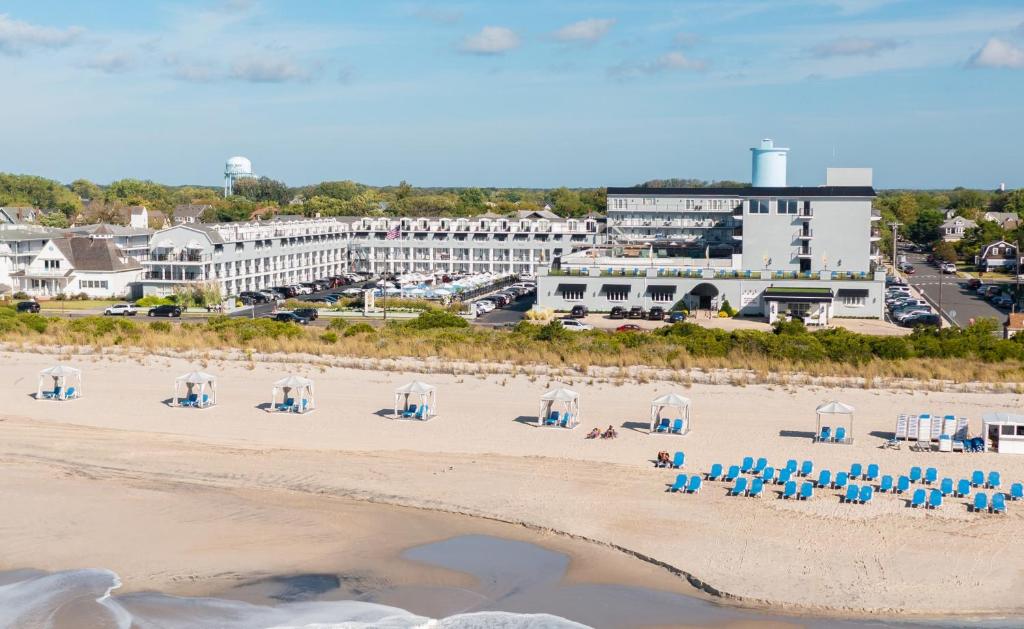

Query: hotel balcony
left=871, top=209, right=882, bottom=221
left=870, top=229, right=882, bottom=241
left=796, top=228, right=813, bottom=240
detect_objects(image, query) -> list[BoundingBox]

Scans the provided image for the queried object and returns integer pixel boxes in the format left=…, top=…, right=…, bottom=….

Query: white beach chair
left=894, top=414, right=909, bottom=440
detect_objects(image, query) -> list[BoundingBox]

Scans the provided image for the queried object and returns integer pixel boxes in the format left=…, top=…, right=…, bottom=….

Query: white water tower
left=224, top=156, right=255, bottom=197
left=750, top=139, right=789, bottom=187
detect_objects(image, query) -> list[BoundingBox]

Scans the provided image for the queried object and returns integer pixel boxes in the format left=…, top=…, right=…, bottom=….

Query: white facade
left=10, top=236, right=143, bottom=298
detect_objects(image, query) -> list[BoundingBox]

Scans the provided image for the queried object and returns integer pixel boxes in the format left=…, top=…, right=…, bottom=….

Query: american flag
left=385, top=225, right=401, bottom=240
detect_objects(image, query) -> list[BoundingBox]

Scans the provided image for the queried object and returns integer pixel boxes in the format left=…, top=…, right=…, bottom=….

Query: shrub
left=343, top=323, right=375, bottom=337
left=19, top=313, right=48, bottom=334
left=74, top=292, right=89, bottom=301
left=719, top=299, right=737, bottom=317
left=149, top=321, right=172, bottom=333
left=405, top=310, right=469, bottom=330
left=535, top=320, right=571, bottom=342
left=136, top=295, right=173, bottom=307
left=320, top=331, right=338, bottom=344
left=12, top=291, right=28, bottom=300
left=773, top=318, right=807, bottom=335
left=327, top=318, right=349, bottom=331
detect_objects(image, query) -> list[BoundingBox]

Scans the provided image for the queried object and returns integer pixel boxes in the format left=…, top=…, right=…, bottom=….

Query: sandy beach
left=3, top=347, right=1024, bottom=621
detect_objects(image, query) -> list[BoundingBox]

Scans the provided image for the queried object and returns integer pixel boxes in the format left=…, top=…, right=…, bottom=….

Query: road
left=473, top=295, right=535, bottom=327
left=902, top=252, right=1007, bottom=327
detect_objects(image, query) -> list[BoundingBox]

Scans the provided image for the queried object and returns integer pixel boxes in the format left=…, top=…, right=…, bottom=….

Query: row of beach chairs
left=41, top=386, right=76, bottom=400
left=653, top=418, right=686, bottom=434
left=276, top=397, right=309, bottom=413
left=180, top=393, right=210, bottom=408
left=402, top=404, right=429, bottom=420
left=544, top=410, right=573, bottom=427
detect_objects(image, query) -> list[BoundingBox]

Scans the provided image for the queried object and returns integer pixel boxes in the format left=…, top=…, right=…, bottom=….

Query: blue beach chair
left=859, top=485, right=873, bottom=504
left=415, top=405, right=427, bottom=420
left=64, top=386, right=76, bottom=399
left=762, top=466, right=775, bottom=484
left=834, top=426, right=847, bottom=442
left=939, top=478, right=953, bottom=496
left=655, top=417, right=670, bottom=432
left=799, top=482, right=813, bottom=500
left=749, top=478, right=764, bottom=498
left=924, top=467, right=937, bottom=485
left=545, top=410, right=559, bottom=425
left=277, top=397, right=295, bottom=412
left=879, top=475, right=893, bottom=494
left=988, top=471, right=1001, bottom=489
left=741, top=456, right=754, bottom=473
left=928, top=489, right=943, bottom=509
left=707, top=463, right=723, bottom=481
left=782, top=480, right=797, bottom=499
left=910, top=488, right=926, bottom=508
left=850, top=463, right=863, bottom=479
left=816, top=469, right=832, bottom=489
left=672, top=452, right=685, bottom=469
left=956, top=479, right=971, bottom=498
left=687, top=476, right=702, bottom=494
left=800, top=460, right=813, bottom=477
left=725, top=465, right=740, bottom=482
left=971, top=470, right=984, bottom=487
left=729, top=477, right=749, bottom=496
left=833, top=471, right=848, bottom=489
left=777, top=468, right=792, bottom=485
left=671, top=419, right=684, bottom=434
left=973, top=492, right=988, bottom=513
left=909, top=466, right=922, bottom=484
left=670, top=474, right=687, bottom=493
left=1011, top=483, right=1023, bottom=501
left=897, top=475, right=910, bottom=494
left=819, top=426, right=831, bottom=442
left=865, top=464, right=879, bottom=481
left=844, top=484, right=859, bottom=503
left=752, top=457, right=767, bottom=474
left=785, top=459, right=798, bottom=474
left=991, top=493, right=1006, bottom=514
left=182, top=392, right=198, bottom=407
left=403, top=403, right=417, bottom=418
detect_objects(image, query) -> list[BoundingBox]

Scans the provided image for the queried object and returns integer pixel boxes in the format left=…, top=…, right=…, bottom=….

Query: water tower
left=750, top=139, right=789, bottom=187
left=224, top=156, right=255, bottom=197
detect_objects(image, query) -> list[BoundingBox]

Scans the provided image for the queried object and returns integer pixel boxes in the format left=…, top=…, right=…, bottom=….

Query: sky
left=1, top=0, right=1022, bottom=190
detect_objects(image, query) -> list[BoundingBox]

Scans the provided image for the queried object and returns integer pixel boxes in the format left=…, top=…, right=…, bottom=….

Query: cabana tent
left=174, top=371, right=217, bottom=408
left=37, top=365, right=82, bottom=401
left=538, top=387, right=580, bottom=428
left=394, top=380, right=436, bottom=420
left=270, top=375, right=315, bottom=414
left=982, top=412, right=1024, bottom=454
left=815, top=400, right=855, bottom=444
left=649, top=393, right=691, bottom=435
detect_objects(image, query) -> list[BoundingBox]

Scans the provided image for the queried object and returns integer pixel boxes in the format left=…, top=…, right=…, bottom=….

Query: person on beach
left=656, top=451, right=670, bottom=467
left=586, top=427, right=600, bottom=439
left=602, top=425, right=618, bottom=439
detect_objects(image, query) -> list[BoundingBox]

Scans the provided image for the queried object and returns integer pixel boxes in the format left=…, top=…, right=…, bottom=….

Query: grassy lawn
left=39, top=300, right=120, bottom=310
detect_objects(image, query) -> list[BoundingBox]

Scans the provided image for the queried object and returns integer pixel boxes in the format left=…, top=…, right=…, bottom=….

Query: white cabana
left=815, top=400, right=855, bottom=444
left=270, top=375, right=315, bottom=414
left=538, top=387, right=580, bottom=429
left=174, top=371, right=217, bottom=408
left=394, top=380, right=436, bottom=420
left=36, top=365, right=82, bottom=401
left=982, top=413, right=1024, bottom=454
left=649, top=393, right=691, bottom=435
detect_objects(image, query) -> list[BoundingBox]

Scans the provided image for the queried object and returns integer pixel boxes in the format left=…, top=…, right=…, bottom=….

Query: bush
left=719, top=299, right=737, bottom=317
left=327, top=318, right=349, bottom=331
left=405, top=310, right=469, bottom=330
left=149, top=321, right=172, bottom=333
left=343, top=322, right=375, bottom=337
left=320, top=332, right=338, bottom=344
left=12, top=291, right=28, bottom=300
left=19, top=313, right=48, bottom=333
left=535, top=320, right=571, bottom=342
left=773, top=318, right=807, bottom=335
left=136, top=295, right=174, bottom=307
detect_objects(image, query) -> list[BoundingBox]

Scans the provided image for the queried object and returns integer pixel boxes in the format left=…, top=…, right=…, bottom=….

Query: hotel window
left=841, top=296, right=866, bottom=307
left=777, top=199, right=798, bottom=214
left=560, top=288, right=584, bottom=301
left=650, top=291, right=674, bottom=303
left=44, top=259, right=60, bottom=269
left=605, top=289, right=629, bottom=301
left=749, top=200, right=769, bottom=214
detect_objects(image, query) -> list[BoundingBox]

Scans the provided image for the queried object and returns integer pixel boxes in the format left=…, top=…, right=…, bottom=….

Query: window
left=561, top=288, right=584, bottom=301
left=605, top=289, right=629, bottom=301
left=749, top=199, right=769, bottom=214
left=44, top=259, right=60, bottom=269
left=777, top=199, right=798, bottom=214
left=788, top=303, right=810, bottom=317
left=80, top=280, right=109, bottom=289
left=650, top=291, right=674, bottom=303
left=841, top=296, right=866, bottom=307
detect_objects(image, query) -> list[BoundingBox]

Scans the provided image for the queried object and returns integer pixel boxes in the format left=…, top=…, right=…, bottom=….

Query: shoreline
left=3, top=349, right=1024, bottom=619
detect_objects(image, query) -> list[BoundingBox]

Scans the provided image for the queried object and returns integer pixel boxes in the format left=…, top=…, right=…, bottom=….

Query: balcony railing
left=149, top=252, right=211, bottom=262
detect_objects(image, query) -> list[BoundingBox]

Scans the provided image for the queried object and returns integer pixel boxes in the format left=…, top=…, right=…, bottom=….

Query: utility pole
left=1016, top=239, right=1021, bottom=313
left=888, top=221, right=902, bottom=275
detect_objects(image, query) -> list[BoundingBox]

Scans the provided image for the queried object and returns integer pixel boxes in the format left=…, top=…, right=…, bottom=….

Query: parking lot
left=902, top=252, right=1008, bottom=327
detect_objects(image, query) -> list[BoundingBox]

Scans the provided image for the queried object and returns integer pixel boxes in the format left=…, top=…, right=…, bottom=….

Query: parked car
left=647, top=306, right=666, bottom=321
left=16, top=301, right=40, bottom=313
left=901, top=265, right=916, bottom=275
left=992, top=295, right=1014, bottom=309
left=559, top=319, right=593, bottom=331
left=569, top=305, right=589, bottom=318
left=940, top=262, right=957, bottom=274
left=274, top=312, right=309, bottom=325
left=616, top=324, right=642, bottom=332
left=983, top=286, right=1002, bottom=299
left=628, top=306, right=646, bottom=319
left=666, top=311, right=686, bottom=323
left=894, top=308, right=933, bottom=322
left=608, top=306, right=626, bottom=319
left=239, top=291, right=270, bottom=304
left=104, top=303, right=138, bottom=316
left=148, top=305, right=182, bottom=317
left=293, top=308, right=319, bottom=321
left=901, top=313, right=941, bottom=328
left=965, top=278, right=982, bottom=290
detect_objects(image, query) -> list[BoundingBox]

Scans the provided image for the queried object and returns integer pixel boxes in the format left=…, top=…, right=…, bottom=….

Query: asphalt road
left=902, top=252, right=1007, bottom=327
left=473, top=295, right=535, bottom=327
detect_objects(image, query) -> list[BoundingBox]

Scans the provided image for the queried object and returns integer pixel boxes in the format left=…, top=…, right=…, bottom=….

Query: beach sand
left=2, top=348, right=1023, bottom=619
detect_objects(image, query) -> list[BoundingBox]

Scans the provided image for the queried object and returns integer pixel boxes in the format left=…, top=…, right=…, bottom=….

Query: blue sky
left=1, top=0, right=1022, bottom=189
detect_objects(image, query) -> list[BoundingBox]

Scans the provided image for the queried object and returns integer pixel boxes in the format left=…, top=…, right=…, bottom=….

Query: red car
left=616, top=324, right=642, bottom=332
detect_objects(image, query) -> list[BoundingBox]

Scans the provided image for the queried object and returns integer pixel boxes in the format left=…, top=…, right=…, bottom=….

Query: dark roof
left=836, top=288, right=869, bottom=298
left=607, top=186, right=876, bottom=198
left=763, top=287, right=833, bottom=302
left=52, top=237, right=142, bottom=272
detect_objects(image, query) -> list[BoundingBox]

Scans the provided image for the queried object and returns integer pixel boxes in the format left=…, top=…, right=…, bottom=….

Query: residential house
left=11, top=236, right=143, bottom=298
left=940, top=216, right=977, bottom=242
left=975, top=240, right=1021, bottom=273
left=984, top=211, right=1022, bottom=231
left=1005, top=312, right=1024, bottom=339
left=0, top=206, right=41, bottom=224
left=173, top=204, right=212, bottom=225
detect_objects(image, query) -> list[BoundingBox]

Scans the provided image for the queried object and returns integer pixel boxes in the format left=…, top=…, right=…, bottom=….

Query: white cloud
left=807, top=37, right=901, bottom=57
left=0, top=13, right=83, bottom=55
left=85, top=51, right=135, bottom=74
left=967, top=38, right=1024, bottom=69
left=553, top=18, right=616, bottom=44
left=164, top=55, right=220, bottom=82
left=459, top=26, right=520, bottom=55
left=229, top=57, right=311, bottom=82
left=608, top=51, right=707, bottom=79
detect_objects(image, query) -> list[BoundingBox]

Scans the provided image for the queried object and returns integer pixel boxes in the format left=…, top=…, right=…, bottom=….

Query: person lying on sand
left=602, top=425, right=618, bottom=439
left=586, top=428, right=600, bottom=439
left=656, top=451, right=670, bottom=467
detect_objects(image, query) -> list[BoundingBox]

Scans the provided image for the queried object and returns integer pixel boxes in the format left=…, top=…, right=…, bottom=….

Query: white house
left=976, top=240, right=1020, bottom=273
left=12, top=236, right=143, bottom=298
left=940, top=216, right=977, bottom=242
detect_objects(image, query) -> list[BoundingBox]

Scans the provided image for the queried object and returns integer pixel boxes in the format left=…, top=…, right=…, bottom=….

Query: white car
left=104, top=303, right=138, bottom=316
left=559, top=319, right=593, bottom=331
left=941, top=262, right=957, bottom=274
left=475, top=300, right=496, bottom=313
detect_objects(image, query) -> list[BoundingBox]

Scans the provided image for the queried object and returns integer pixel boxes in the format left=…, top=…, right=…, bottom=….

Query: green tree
left=70, top=179, right=102, bottom=202
left=958, top=220, right=1005, bottom=260
left=457, top=188, right=486, bottom=213
left=0, top=173, right=82, bottom=212
left=231, top=177, right=291, bottom=205
left=37, top=211, right=70, bottom=228
left=908, top=209, right=944, bottom=244
left=932, top=240, right=957, bottom=263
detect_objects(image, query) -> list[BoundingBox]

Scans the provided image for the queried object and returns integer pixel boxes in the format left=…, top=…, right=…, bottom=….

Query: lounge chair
left=909, top=466, right=922, bottom=484
left=988, top=471, right=1001, bottom=489
left=403, top=403, right=418, bottom=418
left=991, top=493, right=1007, bottom=514
left=545, top=410, right=559, bottom=425
left=752, top=457, right=767, bottom=474
left=43, top=386, right=62, bottom=399
left=896, top=475, right=910, bottom=494
left=670, top=474, right=687, bottom=493
left=762, top=466, right=775, bottom=483
left=819, top=426, right=831, bottom=442
left=865, top=464, right=879, bottom=481
left=833, top=471, right=848, bottom=489
left=560, top=412, right=572, bottom=427
left=182, top=392, right=198, bottom=407
left=672, top=452, right=685, bottom=469
left=729, top=477, right=748, bottom=496
left=777, top=468, right=792, bottom=485
left=971, top=437, right=985, bottom=452
left=816, top=469, right=831, bottom=489
left=879, top=475, right=893, bottom=493
left=939, top=478, right=953, bottom=496
left=277, top=398, right=294, bottom=412
left=799, top=482, right=813, bottom=500
left=749, top=478, right=764, bottom=498
left=782, top=480, right=797, bottom=499
left=1011, top=483, right=1023, bottom=501
left=199, top=393, right=210, bottom=407
left=741, top=456, right=754, bottom=473
left=834, top=426, right=847, bottom=443
left=415, top=405, right=428, bottom=420
left=63, top=386, right=76, bottom=399
left=671, top=419, right=684, bottom=434
left=928, top=489, right=943, bottom=509
left=973, top=492, right=988, bottom=513
left=785, top=459, right=798, bottom=474
left=686, top=476, right=702, bottom=494
left=706, top=463, right=723, bottom=481
left=655, top=418, right=670, bottom=433
left=725, top=465, right=740, bottom=482
left=971, top=470, right=984, bottom=487
left=924, top=467, right=937, bottom=485
left=859, top=485, right=873, bottom=504
left=844, top=484, right=859, bottom=503
left=956, top=479, right=971, bottom=498
left=910, top=488, right=926, bottom=508
left=849, top=463, right=863, bottom=479
left=800, top=460, right=813, bottom=477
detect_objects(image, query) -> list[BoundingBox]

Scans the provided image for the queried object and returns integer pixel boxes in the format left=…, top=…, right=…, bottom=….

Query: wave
left=0, top=569, right=590, bottom=629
